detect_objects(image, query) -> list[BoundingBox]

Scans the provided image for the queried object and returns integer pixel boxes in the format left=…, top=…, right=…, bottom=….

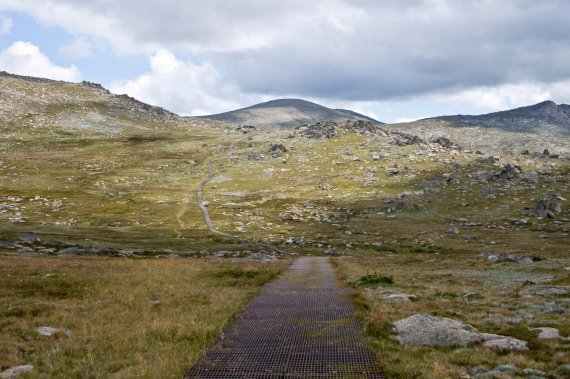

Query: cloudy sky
left=1, top=0, right=570, bottom=122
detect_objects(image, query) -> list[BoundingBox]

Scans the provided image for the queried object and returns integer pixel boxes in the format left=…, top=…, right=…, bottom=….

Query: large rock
left=483, top=337, right=528, bottom=352
left=521, top=285, right=570, bottom=297
left=392, top=314, right=482, bottom=347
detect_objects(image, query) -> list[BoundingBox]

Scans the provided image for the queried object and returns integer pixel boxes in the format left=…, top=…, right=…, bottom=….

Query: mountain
left=424, top=100, right=570, bottom=133
left=198, top=98, right=382, bottom=127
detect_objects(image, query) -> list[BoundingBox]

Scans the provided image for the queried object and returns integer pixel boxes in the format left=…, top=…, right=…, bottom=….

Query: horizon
left=1, top=1, right=570, bottom=122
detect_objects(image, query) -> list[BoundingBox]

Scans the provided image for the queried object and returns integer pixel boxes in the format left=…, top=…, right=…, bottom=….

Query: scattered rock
left=156, top=254, right=180, bottom=259
left=389, top=131, right=424, bottom=146
left=497, top=163, right=522, bottom=180
left=482, top=337, right=529, bottom=352
left=18, top=235, right=40, bottom=244
left=247, top=252, right=278, bottom=262
left=524, top=195, right=563, bottom=219
left=56, top=246, right=86, bottom=256
left=470, top=365, right=490, bottom=376
left=392, top=314, right=482, bottom=347
left=318, top=183, right=333, bottom=191
left=482, top=252, right=541, bottom=263
left=235, top=125, right=256, bottom=134
left=378, top=195, right=419, bottom=213
left=324, top=248, right=339, bottom=256
left=268, top=144, right=287, bottom=158
left=248, top=152, right=265, bottom=161
left=0, top=365, right=34, bottom=378
left=494, top=364, right=517, bottom=372
left=0, top=240, right=16, bottom=249
left=448, top=226, right=460, bottom=235
left=523, top=368, right=547, bottom=377
left=521, top=285, right=570, bottom=297
left=429, top=136, right=456, bottom=149
left=385, top=294, right=416, bottom=303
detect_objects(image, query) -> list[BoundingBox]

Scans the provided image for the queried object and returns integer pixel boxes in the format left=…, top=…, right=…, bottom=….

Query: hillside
left=0, top=71, right=194, bottom=136
left=424, top=100, right=570, bottom=134
left=198, top=98, right=381, bottom=127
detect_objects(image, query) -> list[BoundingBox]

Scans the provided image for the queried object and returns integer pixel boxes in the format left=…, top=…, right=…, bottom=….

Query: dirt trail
left=184, top=256, right=383, bottom=378
left=193, top=140, right=291, bottom=256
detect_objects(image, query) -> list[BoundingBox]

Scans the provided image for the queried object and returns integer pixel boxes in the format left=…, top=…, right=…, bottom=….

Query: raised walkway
left=184, top=256, right=383, bottom=378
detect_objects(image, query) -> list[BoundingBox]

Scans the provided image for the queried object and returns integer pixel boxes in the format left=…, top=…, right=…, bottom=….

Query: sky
left=1, top=1, right=570, bottom=123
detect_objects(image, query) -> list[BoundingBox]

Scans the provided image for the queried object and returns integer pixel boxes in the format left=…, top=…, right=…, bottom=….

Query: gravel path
left=184, top=256, right=382, bottom=378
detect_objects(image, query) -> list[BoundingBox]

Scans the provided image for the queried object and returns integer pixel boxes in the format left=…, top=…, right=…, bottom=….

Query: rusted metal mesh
left=184, top=257, right=383, bottom=378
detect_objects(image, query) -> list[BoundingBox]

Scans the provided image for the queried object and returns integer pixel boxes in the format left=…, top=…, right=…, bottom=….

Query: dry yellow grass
left=0, top=254, right=288, bottom=378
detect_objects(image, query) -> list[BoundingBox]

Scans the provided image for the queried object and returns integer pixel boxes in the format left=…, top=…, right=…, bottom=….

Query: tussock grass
left=334, top=252, right=570, bottom=378
left=0, top=255, right=288, bottom=378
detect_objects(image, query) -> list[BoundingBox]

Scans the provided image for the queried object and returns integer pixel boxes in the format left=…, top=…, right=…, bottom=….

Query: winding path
left=184, top=256, right=383, bottom=378
left=195, top=141, right=291, bottom=256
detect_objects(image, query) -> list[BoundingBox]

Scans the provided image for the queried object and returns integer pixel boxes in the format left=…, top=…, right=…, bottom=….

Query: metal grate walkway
left=184, top=257, right=383, bottom=378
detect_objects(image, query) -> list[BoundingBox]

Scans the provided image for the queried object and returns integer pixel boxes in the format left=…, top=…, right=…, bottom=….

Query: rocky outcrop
left=342, top=120, right=389, bottom=136
left=297, top=121, right=338, bottom=139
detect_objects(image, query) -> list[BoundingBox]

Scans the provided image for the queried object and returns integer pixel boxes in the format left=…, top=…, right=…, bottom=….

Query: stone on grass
left=482, top=337, right=528, bottom=352
left=392, top=314, right=482, bottom=347
left=36, top=326, right=58, bottom=337
left=0, top=365, right=34, bottom=378
left=530, top=327, right=561, bottom=339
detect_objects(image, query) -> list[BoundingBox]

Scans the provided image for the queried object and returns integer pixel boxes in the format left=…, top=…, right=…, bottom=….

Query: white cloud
left=0, top=15, right=12, bottom=35
left=110, top=50, right=253, bottom=116
left=0, top=41, right=81, bottom=81
left=433, top=81, right=570, bottom=112
left=394, top=117, right=423, bottom=123
left=60, top=35, right=93, bottom=59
